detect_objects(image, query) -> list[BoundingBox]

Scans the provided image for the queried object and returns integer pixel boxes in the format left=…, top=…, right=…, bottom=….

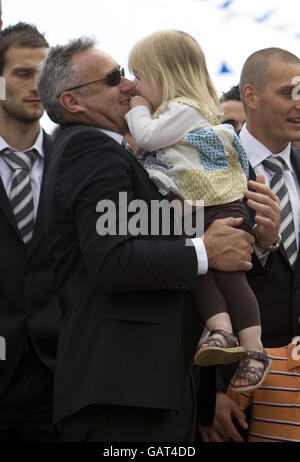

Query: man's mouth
left=120, top=99, right=129, bottom=106
left=24, top=98, right=41, bottom=103
left=287, top=117, right=300, bottom=125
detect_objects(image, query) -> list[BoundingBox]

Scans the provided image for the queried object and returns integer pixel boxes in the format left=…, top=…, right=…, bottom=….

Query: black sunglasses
left=57, top=68, right=125, bottom=98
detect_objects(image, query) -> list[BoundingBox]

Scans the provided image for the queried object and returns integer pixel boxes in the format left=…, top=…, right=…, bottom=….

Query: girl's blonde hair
left=128, top=30, right=220, bottom=116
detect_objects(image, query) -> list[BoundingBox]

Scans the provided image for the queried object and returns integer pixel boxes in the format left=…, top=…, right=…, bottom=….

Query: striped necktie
left=1, top=147, right=36, bottom=244
left=263, top=156, right=297, bottom=267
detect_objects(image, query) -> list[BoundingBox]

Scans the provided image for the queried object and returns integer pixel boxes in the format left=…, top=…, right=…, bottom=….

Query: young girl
left=125, top=30, right=272, bottom=393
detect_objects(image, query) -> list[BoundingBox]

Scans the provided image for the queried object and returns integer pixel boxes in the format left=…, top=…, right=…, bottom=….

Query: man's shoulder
left=50, top=123, right=131, bottom=176
left=56, top=123, right=122, bottom=149
left=42, top=129, right=54, bottom=154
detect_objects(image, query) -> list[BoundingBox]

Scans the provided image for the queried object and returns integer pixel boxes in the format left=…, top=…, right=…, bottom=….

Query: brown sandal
left=194, top=329, right=246, bottom=366
left=230, top=349, right=272, bottom=393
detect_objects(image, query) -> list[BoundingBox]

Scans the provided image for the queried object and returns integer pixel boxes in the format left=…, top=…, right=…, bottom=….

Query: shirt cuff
left=191, top=237, right=208, bottom=275
left=254, top=244, right=269, bottom=267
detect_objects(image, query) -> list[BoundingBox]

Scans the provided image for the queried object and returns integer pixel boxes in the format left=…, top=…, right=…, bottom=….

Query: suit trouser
left=0, top=343, right=59, bottom=442
left=61, top=369, right=196, bottom=442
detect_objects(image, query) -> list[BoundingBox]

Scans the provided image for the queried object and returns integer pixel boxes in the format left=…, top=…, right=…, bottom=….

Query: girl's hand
left=129, top=95, right=153, bottom=111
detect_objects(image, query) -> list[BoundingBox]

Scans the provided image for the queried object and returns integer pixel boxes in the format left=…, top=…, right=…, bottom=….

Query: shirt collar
left=99, top=128, right=124, bottom=145
left=0, top=127, right=45, bottom=158
left=240, top=124, right=293, bottom=171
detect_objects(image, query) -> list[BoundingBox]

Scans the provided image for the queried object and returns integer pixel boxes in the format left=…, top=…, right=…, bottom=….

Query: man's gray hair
left=38, top=37, right=95, bottom=123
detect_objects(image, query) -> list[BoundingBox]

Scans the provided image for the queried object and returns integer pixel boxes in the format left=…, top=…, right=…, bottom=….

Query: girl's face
left=134, top=72, right=162, bottom=111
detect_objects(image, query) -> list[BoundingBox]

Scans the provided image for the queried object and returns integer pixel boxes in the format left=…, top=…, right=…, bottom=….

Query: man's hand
left=245, top=174, right=280, bottom=247
left=199, top=392, right=248, bottom=442
left=129, top=95, right=153, bottom=112
left=203, top=217, right=254, bottom=272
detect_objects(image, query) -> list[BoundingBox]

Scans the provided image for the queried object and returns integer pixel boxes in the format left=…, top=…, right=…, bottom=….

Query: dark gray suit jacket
left=44, top=123, right=213, bottom=423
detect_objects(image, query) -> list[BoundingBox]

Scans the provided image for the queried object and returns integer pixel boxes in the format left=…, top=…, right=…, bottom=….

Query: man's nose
left=294, top=99, right=300, bottom=111
left=29, top=76, right=39, bottom=94
left=120, top=77, right=136, bottom=93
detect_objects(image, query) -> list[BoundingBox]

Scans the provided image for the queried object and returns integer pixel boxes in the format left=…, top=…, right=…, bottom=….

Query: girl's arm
left=125, top=101, right=206, bottom=151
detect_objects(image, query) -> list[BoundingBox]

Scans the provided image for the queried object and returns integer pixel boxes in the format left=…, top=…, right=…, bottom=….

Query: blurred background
left=2, top=0, right=300, bottom=133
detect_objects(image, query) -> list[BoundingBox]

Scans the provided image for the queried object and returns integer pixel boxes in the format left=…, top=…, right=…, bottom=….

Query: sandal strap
left=243, top=349, right=269, bottom=366
left=207, top=329, right=239, bottom=348
left=233, top=349, right=270, bottom=386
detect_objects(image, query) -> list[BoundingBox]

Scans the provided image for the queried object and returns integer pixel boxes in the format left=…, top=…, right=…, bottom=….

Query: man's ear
left=242, top=84, right=259, bottom=111
left=242, top=83, right=259, bottom=110
left=60, top=92, right=85, bottom=114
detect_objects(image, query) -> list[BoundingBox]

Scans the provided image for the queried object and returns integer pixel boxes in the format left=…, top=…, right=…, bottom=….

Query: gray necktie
left=263, top=156, right=297, bottom=267
left=1, top=147, right=36, bottom=244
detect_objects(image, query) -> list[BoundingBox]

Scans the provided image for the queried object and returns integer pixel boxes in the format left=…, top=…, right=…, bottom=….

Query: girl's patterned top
left=126, top=97, right=249, bottom=206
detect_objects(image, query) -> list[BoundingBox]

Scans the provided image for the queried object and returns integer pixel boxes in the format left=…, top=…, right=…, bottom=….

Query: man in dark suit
left=0, top=23, right=61, bottom=441
left=199, top=47, right=300, bottom=442
left=37, top=38, right=276, bottom=442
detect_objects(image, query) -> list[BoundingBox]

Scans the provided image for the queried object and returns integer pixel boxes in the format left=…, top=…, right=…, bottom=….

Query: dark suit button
left=27, top=312, right=33, bottom=319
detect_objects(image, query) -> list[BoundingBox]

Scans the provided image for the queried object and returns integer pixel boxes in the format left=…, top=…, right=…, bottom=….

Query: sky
left=2, top=0, right=300, bottom=133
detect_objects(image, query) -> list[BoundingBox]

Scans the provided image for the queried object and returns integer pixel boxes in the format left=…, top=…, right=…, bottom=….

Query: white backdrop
left=2, top=0, right=300, bottom=132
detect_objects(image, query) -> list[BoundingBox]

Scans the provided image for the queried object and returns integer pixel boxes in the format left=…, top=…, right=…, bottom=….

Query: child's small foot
left=230, top=349, right=272, bottom=393
left=194, top=329, right=245, bottom=366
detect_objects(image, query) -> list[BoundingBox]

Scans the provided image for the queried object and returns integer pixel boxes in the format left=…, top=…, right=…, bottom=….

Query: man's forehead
left=72, top=48, right=118, bottom=71
left=268, top=59, right=300, bottom=84
left=4, top=45, right=47, bottom=66
left=220, top=100, right=243, bottom=111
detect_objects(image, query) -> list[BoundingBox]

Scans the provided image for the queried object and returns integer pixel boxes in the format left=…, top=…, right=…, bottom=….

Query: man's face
left=0, top=46, right=46, bottom=124
left=219, top=100, right=246, bottom=132
left=71, top=48, right=135, bottom=134
left=253, top=59, right=300, bottom=152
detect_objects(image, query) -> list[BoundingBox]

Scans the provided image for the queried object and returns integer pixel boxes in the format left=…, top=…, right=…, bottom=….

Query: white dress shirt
left=240, top=124, right=300, bottom=251
left=0, top=129, right=44, bottom=219
left=99, top=127, right=208, bottom=275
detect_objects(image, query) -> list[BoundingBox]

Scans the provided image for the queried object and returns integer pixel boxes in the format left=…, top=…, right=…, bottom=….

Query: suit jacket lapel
left=0, top=177, right=20, bottom=236
left=247, top=164, right=256, bottom=223
left=27, top=131, right=53, bottom=255
left=291, top=147, right=300, bottom=269
left=291, top=147, right=300, bottom=181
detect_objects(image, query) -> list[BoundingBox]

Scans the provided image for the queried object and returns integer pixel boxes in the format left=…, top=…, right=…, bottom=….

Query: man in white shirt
left=199, top=46, right=300, bottom=443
